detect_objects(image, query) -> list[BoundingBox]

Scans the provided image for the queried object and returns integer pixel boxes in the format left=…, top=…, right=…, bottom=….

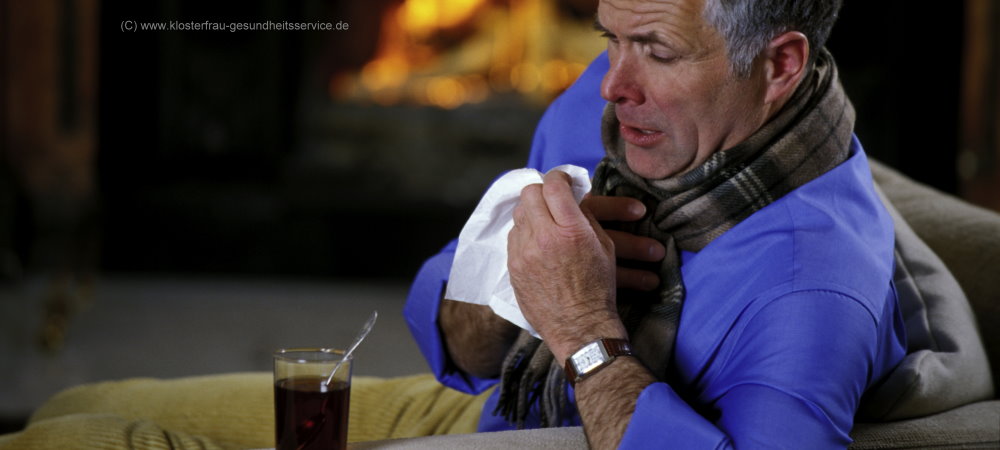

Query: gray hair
left=703, top=0, right=843, bottom=77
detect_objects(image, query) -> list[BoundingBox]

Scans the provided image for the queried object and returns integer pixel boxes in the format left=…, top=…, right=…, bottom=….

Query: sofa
left=1, top=160, right=997, bottom=449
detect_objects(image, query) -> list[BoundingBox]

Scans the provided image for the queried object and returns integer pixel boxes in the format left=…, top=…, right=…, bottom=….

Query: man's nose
left=601, top=52, right=644, bottom=105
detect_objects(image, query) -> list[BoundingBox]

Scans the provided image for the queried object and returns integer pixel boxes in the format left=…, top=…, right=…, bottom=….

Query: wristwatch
left=564, top=338, right=633, bottom=386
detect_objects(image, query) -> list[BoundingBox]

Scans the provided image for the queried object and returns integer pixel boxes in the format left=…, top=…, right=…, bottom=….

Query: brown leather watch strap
left=602, top=338, right=632, bottom=357
left=564, top=338, right=633, bottom=386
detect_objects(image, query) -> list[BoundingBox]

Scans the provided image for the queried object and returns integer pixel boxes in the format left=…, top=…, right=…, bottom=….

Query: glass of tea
left=273, top=348, right=352, bottom=450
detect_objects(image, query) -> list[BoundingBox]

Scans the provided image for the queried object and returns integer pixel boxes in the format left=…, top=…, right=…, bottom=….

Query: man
left=405, top=0, right=906, bottom=447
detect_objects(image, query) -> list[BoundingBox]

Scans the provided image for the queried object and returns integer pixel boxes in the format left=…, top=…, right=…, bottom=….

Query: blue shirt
left=404, top=52, right=907, bottom=448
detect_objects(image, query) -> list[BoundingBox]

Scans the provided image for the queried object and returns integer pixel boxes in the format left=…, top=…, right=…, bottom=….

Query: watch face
left=572, top=342, right=607, bottom=374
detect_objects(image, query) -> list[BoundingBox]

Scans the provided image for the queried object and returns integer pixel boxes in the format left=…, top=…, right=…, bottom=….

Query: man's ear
left=762, top=31, right=809, bottom=105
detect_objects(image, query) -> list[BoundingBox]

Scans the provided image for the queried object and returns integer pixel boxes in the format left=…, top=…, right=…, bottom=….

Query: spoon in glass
left=325, top=310, right=377, bottom=386
left=296, top=311, right=379, bottom=448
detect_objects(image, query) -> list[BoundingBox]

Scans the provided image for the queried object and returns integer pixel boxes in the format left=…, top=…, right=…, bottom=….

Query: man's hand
left=508, top=171, right=657, bottom=449
left=437, top=173, right=665, bottom=382
left=581, top=195, right=666, bottom=292
left=507, top=170, right=628, bottom=362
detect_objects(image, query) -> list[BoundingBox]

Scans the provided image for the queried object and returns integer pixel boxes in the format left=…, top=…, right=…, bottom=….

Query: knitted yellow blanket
left=0, top=373, right=489, bottom=449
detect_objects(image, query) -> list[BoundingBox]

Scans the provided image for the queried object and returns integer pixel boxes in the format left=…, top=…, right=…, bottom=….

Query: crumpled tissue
left=445, top=164, right=592, bottom=338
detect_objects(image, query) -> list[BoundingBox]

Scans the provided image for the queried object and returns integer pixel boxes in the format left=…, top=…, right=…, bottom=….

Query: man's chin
left=625, top=144, right=683, bottom=180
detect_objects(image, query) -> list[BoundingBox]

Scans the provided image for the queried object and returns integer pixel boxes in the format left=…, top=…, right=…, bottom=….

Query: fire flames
left=333, top=0, right=604, bottom=108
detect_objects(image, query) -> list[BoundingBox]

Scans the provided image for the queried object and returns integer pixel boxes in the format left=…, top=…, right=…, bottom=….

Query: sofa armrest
left=349, top=400, right=1000, bottom=450
left=351, top=426, right=587, bottom=449
left=850, top=400, right=1000, bottom=449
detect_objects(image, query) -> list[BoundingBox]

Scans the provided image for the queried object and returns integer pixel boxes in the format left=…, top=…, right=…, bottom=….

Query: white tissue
left=445, top=165, right=592, bottom=338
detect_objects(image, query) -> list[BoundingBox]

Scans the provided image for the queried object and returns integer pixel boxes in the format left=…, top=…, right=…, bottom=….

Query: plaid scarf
left=495, top=49, right=855, bottom=428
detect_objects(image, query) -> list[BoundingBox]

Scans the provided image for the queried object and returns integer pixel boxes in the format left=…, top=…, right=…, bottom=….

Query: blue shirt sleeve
left=402, top=239, right=500, bottom=394
left=403, top=52, right=612, bottom=394
left=620, top=289, right=904, bottom=449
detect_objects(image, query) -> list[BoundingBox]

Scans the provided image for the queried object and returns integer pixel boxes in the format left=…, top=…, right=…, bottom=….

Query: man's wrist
left=564, top=337, right=634, bottom=385
left=545, top=318, right=628, bottom=363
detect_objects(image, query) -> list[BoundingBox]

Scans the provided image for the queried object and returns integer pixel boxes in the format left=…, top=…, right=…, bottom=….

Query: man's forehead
left=598, top=0, right=707, bottom=25
left=597, top=0, right=710, bottom=49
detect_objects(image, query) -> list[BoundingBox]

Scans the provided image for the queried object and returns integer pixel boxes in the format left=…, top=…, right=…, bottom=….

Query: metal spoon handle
left=326, top=310, right=377, bottom=386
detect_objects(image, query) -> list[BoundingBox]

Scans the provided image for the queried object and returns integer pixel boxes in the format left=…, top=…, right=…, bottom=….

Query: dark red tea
left=274, top=376, right=350, bottom=450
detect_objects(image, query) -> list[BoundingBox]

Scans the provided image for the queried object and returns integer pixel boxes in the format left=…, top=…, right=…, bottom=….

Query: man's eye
left=649, top=53, right=678, bottom=64
left=600, top=32, right=619, bottom=43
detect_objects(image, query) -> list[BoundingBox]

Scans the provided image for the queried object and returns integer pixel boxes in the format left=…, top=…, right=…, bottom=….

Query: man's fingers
left=544, top=169, right=573, bottom=185
left=605, top=230, right=666, bottom=262
left=517, top=183, right=551, bottom=229
left=616, top=267, right=660, bottom=291
left=581, top=195, right=646, bottom=222
left=512, top=203, right=532, bottom=233
left=541, top=170, right=586, bottom=227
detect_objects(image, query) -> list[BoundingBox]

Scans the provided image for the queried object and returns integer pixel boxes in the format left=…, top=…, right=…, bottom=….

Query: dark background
left=92, top=0, right=965, bottom=280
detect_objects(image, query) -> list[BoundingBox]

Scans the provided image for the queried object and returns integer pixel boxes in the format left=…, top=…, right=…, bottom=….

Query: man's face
left=598, top=0, right=769, bottom=179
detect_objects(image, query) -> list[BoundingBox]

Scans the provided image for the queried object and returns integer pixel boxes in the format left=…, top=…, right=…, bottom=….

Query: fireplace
left=95, top=0, right=604, bottom=279
left=328, top=0, right=602, bottom=108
